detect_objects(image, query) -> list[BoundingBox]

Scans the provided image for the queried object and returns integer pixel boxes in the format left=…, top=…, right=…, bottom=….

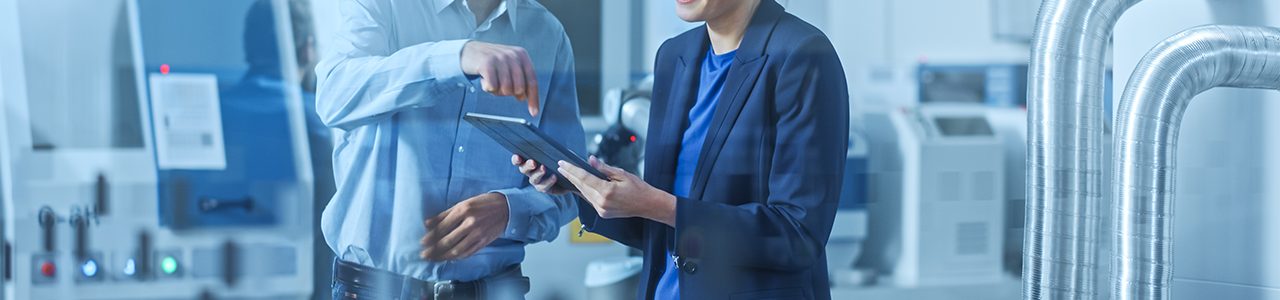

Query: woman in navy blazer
left=514, top=0, right=848, bottom=298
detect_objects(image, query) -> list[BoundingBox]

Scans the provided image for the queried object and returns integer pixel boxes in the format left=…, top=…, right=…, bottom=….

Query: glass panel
left=920, top=70, right=986, bottom=104
left=18, top=0, right=142, bottom=150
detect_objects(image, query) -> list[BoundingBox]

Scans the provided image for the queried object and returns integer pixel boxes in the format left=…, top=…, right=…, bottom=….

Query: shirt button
left=457, top=83, right=465, bottom=87
left=470, top=86, right=476, bottom=93
left=458, top=146, right=464, bottom=153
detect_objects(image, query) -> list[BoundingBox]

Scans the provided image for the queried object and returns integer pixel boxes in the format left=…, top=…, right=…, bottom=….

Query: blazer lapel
left=687, top=0, right=784, bottom=199
left=652, top=56, right=699, bottom=192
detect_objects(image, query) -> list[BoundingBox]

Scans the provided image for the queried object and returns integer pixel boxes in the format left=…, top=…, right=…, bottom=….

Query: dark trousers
left=330, top=259, right=530, bottom=300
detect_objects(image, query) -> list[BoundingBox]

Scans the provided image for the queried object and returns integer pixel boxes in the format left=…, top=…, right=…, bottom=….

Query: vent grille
left=956, top=222, right=988, bottom=255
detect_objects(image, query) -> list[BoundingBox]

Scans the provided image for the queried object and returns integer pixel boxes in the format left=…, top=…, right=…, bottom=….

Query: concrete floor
left=830, top=278, right=1022, bottom=300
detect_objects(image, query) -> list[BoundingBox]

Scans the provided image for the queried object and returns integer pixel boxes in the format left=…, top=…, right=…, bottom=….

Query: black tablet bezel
left=463, top=112, right=609, bottom=193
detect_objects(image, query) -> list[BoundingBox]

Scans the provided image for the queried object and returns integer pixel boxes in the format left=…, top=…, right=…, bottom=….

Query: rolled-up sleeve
left=491, top=34, right=581, bottom=243
left=314, top=0, right=471, bottom=131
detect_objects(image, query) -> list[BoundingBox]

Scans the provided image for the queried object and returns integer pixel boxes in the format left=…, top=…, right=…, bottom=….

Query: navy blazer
left=578, top=1, right=849, bottom=299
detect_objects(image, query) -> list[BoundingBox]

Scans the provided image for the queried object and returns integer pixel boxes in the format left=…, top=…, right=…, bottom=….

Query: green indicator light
left=161, top=257, right=177, bottom=274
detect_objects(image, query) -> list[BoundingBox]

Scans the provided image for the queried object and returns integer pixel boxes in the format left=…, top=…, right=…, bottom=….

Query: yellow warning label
left=569, top=218, right=614, bottom=243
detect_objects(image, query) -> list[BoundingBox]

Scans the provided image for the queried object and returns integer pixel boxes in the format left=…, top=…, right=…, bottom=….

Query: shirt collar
left=434, top=0, right=518, bottom=32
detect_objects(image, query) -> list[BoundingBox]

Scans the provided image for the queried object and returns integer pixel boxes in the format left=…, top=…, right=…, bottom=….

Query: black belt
left=334, top=260, right=480, bottom=300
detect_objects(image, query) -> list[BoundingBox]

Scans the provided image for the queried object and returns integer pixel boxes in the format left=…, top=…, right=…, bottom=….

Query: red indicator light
left=630, top=136, right=636, bottom=142
left=40, top=262, right=55, bottom=277
left=160, top=64, right=170, bottom=74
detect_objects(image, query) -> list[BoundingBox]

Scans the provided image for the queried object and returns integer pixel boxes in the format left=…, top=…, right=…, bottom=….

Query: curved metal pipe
left=1111, top=25, right=1280, bottom=300
left=1026, top=0, right=1140, bottom=299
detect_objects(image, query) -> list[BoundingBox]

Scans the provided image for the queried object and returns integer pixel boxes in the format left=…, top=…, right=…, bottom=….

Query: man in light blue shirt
left=315, top=0, right=582, bottom=298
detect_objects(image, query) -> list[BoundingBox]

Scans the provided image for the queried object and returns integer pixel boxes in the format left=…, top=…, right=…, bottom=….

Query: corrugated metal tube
left=1025, top=0, right=1141, bottom=299
left=1112, top=25, right=1280, bottom=300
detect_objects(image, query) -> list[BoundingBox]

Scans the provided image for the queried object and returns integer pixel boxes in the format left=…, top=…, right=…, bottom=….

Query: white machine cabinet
left=861, top=104, right=1005, bottom=287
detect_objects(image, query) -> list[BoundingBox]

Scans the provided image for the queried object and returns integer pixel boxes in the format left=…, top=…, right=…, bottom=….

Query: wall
left=824, top=0, right=1032, bottom=123
left=1114, top=0, right=1280, bottom=298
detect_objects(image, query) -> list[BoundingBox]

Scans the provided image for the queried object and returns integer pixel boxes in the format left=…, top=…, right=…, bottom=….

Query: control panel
left=0, top=0, right=314, bottom=298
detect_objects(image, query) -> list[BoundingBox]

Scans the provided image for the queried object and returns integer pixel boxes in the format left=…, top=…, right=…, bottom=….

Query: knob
left=137, top=231, right=152, bottom=280
left=38, top=207, right=55, bottom=253
left=72, top=212, right=88, bottom=259
left=222, top=240, right=238, bottom=287
left=95, top=174, right=109, bottom=216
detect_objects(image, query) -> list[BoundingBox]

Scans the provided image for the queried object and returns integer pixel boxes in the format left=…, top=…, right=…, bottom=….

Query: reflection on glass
left=18, top=0, right=142, bottom=150
left=139, top=0, right=296, bottom=228
left=920, top=70, right=986, bottom=104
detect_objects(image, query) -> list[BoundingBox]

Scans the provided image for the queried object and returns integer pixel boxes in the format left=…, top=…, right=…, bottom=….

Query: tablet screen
left=464, top=113, right=608, bottom=192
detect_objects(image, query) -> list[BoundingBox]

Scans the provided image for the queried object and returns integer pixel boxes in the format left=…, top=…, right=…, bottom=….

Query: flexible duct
left=1111, top=25, right=1280, bottom=300
left=1026, top=0, right=1140, bottom=299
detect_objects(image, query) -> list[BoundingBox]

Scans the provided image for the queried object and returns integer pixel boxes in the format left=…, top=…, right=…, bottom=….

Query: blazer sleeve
left=576, top=36, right=691, bottom=250
left=674, top=35, right=849, bottom=271
left=577, top=197, right=647, bottom=249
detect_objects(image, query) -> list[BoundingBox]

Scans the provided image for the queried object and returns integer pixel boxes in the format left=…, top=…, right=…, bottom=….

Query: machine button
left=32, top=253, right=58, bottom=284
left=75, top=253, right=105, bottom=283
left=155, top=249, right=182, bottom=279
left=161, top=256, right=178, bottom=275
left=40, top=262, right=55, bottom=277
left=122, top=258, right=136, bottom=276
left=81, top=259, right=98, bottom=277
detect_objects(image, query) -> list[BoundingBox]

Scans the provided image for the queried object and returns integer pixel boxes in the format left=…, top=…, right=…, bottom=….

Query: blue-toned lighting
left=122, top=258, right=136, bottom=276
left=81, top=259, right=98, bottom=277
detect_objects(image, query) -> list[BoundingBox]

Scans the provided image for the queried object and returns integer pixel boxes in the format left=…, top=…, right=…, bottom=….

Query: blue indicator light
left=122, top=258, right=136, bottom=276
left=81, top=259, right=98, bottom=277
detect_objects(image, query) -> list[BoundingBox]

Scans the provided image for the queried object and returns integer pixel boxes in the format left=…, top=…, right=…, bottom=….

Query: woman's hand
left=557, top=156, right=676, bottom=227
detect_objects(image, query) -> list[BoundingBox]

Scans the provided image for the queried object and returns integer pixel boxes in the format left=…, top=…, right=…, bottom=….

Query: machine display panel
left=934, top=117, right=994, bottom=137
left=919, top=69, right=986, bottom=104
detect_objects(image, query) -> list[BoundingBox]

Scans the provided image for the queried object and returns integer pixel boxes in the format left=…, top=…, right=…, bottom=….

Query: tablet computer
left=463, top=112, right=609, bottom=192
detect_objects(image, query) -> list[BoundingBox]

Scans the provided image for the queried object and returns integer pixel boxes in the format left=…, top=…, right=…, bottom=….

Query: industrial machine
left=595, top=88, right=651, bottom=176
left=915, top=63, right=1114, bottom=276
left=858, top=104, right=1005, bottom=287
left=826, top=131, right=870, bottom=286
left=918, top=64, right=1028, bottom=107
left=0, top=0, right=314, bottom=298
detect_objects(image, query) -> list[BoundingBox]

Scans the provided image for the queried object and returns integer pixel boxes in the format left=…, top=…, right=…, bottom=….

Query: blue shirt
left=657, top=48, right=736, bottom=300
left=315, top=0, right=582, bottom=282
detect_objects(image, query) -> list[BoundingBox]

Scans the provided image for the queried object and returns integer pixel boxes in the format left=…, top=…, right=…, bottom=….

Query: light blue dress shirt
left=315, top=0, right=582, bottom=282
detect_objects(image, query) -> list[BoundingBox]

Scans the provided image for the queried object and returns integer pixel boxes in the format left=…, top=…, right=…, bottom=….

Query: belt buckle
left=433, top=280, right=456, bottom=300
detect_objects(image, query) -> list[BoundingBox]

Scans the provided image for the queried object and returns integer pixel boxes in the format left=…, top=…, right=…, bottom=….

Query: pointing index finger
left=521, top=54, right=540, bottom=116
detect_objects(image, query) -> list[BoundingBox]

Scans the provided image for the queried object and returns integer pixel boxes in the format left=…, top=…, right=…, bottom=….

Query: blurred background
left=1, top=0, right=1279, bottom=299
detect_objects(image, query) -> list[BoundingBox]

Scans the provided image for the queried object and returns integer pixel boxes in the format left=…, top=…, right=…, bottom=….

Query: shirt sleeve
left=491, top=34, right=582, bottom=243
left=314, top=0, right=471, bottom=131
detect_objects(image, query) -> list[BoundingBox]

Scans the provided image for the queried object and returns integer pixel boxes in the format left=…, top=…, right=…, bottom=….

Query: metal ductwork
left=1025, top=0, right=1141, bottom=299
left=1111, top=25, right=1280, bottom=300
